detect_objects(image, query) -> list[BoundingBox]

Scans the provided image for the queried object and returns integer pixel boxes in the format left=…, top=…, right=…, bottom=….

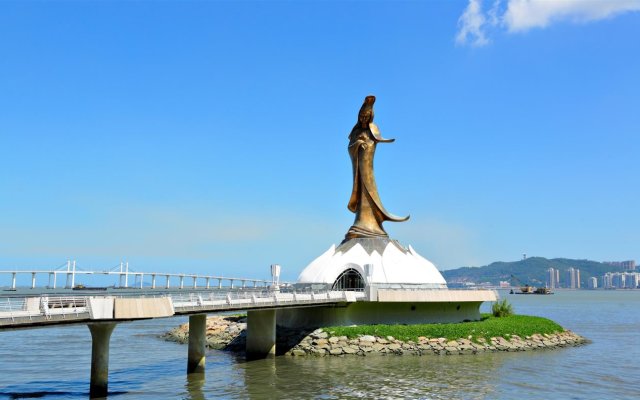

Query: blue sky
left=1, top=0, right=638, bottom=281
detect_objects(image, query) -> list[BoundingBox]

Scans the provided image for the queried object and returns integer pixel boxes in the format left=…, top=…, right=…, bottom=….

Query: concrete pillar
left=124, top=262, right=129, bottom=288
left=71, top=260, right=76, bottom=288
left=246, top=309, right=276, bottom=360
left=187, top=314, right=207, bottom=374
left=88, top=322, right=117, bottom=398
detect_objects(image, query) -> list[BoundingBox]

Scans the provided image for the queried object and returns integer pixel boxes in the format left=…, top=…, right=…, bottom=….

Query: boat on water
left=520, top=285, right=534, bottom=294
left=72, top=284, right=109, bottom=291
left=513, top=285, right=553, bottom=295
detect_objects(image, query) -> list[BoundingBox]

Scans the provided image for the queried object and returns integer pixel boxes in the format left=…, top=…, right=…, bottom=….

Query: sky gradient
left=1, top=1, right=639, bottom=281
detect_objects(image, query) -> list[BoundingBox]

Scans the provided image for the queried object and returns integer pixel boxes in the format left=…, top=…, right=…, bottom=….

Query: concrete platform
left=277, top=289, right=498, bottom=328
left=376, top=289, right=497, bottom=302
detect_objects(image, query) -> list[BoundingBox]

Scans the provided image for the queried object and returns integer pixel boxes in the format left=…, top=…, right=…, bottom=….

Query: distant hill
left=442, top=257, right=624, bottom=287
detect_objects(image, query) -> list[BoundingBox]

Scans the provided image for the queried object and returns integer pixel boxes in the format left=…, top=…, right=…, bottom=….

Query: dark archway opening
left=332, top=268, right=365, bottom=290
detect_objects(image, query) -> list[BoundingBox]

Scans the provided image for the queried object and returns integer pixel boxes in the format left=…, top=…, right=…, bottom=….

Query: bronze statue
left=345, top=96, right=409, bottom=240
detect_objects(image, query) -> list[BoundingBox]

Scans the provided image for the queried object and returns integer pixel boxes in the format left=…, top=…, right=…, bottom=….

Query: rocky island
left=164, top=315, right=588, bottom=357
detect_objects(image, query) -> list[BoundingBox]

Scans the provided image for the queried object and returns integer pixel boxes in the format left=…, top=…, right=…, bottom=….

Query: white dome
left=297, top=238, right=447, bottom=288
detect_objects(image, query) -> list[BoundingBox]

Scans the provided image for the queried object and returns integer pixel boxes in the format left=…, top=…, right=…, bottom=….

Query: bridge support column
left=187, top=314, right=207, bottom=374
left=246, top=309, right=276, bottom=360
left=88, top=322, right=117, bottom=398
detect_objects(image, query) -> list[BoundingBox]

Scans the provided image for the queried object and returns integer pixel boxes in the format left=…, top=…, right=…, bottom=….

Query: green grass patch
left=492, top=299, right=514, bottom=317
left=325, top=314, right=564, bottom=343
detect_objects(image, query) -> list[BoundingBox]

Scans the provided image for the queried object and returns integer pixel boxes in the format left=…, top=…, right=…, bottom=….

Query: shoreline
left=163, top=315, right=589, bottom=356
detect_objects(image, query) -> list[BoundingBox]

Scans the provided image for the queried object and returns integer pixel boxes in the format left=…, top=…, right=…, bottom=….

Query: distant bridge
left=0, top=260, right=278, bottom=290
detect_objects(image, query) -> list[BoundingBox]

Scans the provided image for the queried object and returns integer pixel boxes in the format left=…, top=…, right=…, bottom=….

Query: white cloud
left=456, top=0, right=490, bottom=46
left=505, top=0, right=640, bottom=31
left=456, top=0, right=640, bottom=46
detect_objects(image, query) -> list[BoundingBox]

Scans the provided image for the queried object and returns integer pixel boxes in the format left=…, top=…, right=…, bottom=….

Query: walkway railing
left=0, top=289, right=365, bottom=328
left=169, top=289, right=359, bottom=313
left=0, top=296, right=90, bottom=323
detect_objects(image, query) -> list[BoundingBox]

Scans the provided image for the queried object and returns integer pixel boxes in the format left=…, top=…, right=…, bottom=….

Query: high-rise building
left=626, top=273, right=639, bottom=289
left=603, top=272, right=613, bottom=289
left=603, top=272, right=640, bottom=289
left=566, top=267, right=580, bottom=289
left=567, top=268, right=575, bottom=289
left=547, top=268, right=558, bottom=289
left=588, top=276, right=597, bottom=289
left=611, top=273, right=627, bottom=289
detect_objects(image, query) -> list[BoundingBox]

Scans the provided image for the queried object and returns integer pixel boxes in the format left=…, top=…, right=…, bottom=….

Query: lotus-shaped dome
left=297, top=238, right=447, bottom=289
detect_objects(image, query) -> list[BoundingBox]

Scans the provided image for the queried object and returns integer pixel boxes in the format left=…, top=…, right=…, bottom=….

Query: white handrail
left=0, top=289, right=365, bottom=328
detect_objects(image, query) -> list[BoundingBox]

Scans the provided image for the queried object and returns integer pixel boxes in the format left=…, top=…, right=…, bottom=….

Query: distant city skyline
left=1, top=1, right=639, bottom=280
left=603, top=271, right=640, bottom=289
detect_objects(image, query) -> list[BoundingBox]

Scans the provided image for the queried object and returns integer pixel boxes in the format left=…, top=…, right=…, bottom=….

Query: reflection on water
left=1, top=291, right=639, bottom=399
left=239, top=354, right=502, bottom=400
left=184, top=373, right=205, bottom=400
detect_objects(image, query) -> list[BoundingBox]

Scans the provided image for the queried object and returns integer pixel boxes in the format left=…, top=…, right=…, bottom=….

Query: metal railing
left=0, top=296, right=90, bottom=323
left=0, top=288, right=366, bottom=328
left=169, top=290, right=363, bottom=313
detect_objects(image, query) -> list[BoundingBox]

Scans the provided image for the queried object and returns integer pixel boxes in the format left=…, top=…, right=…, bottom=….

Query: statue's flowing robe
left=346, top=122, right=409, bottom=239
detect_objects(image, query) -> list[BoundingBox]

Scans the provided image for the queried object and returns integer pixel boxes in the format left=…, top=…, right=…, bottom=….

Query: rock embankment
left=287, top=329, right=587, bottom=356
left=163, top=316, right=588, bottom=356
left=164, top=315, right=247, bottom=352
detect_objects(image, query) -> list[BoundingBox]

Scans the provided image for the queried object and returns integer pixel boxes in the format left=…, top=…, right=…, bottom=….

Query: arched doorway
left=332, top=268, right=365, bottom=290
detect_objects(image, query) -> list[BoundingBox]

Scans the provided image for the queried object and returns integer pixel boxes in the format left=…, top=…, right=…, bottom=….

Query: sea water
left=0, top=290, right=638, bottom=399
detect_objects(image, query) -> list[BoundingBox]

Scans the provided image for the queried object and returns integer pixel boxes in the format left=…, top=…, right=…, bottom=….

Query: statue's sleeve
left=369, top=122, right=395, bottom=143
left=347, top=139, right=364, bottom=213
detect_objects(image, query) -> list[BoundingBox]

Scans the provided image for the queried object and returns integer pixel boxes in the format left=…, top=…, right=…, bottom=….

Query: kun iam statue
left=345, top=95, right=409, bottom=240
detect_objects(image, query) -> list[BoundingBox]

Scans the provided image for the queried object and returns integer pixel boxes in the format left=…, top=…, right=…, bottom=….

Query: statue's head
left=358, top=95, right=376, bottom=127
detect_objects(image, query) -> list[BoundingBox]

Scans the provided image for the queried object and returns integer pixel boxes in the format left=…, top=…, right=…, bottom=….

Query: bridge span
left=0, top=266, right=366, bottom=398
left=0, top=288, right=362, bottom=329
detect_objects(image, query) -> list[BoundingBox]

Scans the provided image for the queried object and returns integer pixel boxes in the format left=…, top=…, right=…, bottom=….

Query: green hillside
left=442, top=257, right=623, bottom=287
